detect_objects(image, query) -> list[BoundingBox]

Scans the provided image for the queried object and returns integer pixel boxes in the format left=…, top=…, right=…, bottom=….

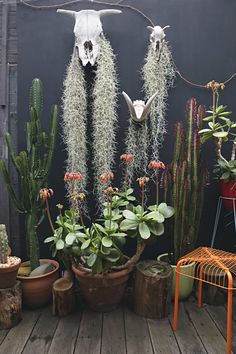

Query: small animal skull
left=57, top=9, right=121, bottom=66
left=122, top=91, right=158, bottom=123
left=147, top=25, right=170, bottom=51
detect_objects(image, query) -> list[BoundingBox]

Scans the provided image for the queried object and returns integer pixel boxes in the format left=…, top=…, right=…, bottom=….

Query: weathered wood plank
left=22, top=306, right=59, bottom=354
left=206, top=304, right=236, bottom=353
left=0, top=309, right=41, bottom=354
left=48, top=310, right=81, bottom=354
left=124, top=306, right=153, bottom=354
left=232, top=297, right=236, bottom=321
left=101, top=306, right=126, bottom=354
left=148, top=317, right=180, bottom=354
left=184, top=300, right=227, bottom=354
left=169, top=302, right=207, bottom=354
left=0, top=0, right=8, bottom=105
left=74, top=310, right=102, bottom=354
left=0, top=329, right=9, bottom=346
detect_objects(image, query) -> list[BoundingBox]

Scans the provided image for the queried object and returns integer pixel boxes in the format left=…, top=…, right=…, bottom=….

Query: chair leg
left=226, top=272, right=233, bottom=354
left=198, top=264, right=204, bottom=308
left=173, top=261, right=182, bottom=331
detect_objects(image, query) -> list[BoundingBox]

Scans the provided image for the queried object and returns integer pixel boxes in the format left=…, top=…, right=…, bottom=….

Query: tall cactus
left=162, top=98, right=207, bottom=264
left=0, top=79, right=58, bottom=271
left=0, top=224, right=8, bottom=264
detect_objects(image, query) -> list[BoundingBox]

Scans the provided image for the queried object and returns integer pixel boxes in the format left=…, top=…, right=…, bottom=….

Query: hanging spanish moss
left=61, top=48, right=88, bottom=200
left=92, top=35, right=119, bottom=209
left=125, top=122, right=149, bottom=187
left=142, top=41, right=175, bottom=161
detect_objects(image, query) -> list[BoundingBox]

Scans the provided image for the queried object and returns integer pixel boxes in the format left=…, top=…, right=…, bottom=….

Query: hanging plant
left=62, top=49, right=88, bottom=200
left=92, top=35, right=119, bottom=209
left=142, top=25, right=175, bottom=160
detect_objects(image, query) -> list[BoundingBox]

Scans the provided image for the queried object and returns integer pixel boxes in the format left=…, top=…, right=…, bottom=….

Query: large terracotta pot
left=72, top=265, right=132, bottom=312
left=219, top=180, right=236, bottom=211
left=0, top=257, right=21, bottom=289
left=17, top=259, right=59, bottom=308
left=157, top=253, right=195, bottom=300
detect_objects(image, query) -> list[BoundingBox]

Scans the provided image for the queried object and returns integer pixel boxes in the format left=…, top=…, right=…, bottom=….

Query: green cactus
left=162, top=98, right=207, bottom=264
left=0, top=78, right=58, bottom=271
left=0, top=224, right=9, bottom=264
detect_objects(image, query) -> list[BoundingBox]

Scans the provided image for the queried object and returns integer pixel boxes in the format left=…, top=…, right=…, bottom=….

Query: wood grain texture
left=101, top=306, right=126, bottom=354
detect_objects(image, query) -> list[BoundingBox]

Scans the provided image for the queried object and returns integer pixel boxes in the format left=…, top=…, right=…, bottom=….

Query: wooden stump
left=52, top=271, right=75, bottom=317
left=0, top=281, right=22, bottom=329
left=133, top=260, right=172, bottom=319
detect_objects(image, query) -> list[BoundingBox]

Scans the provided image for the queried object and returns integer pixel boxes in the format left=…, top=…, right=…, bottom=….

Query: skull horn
left=98, top=9, right=122, bottom=17
left=163, top=25, right=170, bottom=30
left=142, top=92, right=158, bottom=119
left=147, top=26, right=154, bottom=32
left=57, top=9, right=77, bottom=17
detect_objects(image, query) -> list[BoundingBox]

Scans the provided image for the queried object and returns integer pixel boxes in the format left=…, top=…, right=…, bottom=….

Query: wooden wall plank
left=0, top=0, right=8, bottom=105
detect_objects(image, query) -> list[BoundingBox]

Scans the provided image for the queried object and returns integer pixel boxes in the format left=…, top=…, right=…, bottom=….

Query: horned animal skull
left=57, top=9, right=122, bottom=66
left=122, top=91, right=158, bottom=123
left=147, top=25, right=170, bottom=51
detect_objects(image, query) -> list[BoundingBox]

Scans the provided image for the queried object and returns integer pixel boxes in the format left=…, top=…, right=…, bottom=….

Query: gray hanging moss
left=61, top=49, right=88, bottom=198
left=142, top=42, right=175, bottom=161
left=92, top=35, right=119, bottom=209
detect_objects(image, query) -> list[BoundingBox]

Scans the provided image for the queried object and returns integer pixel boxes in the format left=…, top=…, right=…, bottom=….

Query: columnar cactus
left=0, top=224, right=8, bottom=264
left=162, top=98, right=207, bottom=264
left=0, top=79, right=58, bottom=271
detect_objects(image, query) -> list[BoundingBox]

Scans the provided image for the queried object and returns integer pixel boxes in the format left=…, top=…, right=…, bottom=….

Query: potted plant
left=0, top=224, right=21, bottom=289
left=199, top=80, right=236, bottom=211
left=44, top=155, right=174, bottom=312
left=158, top=98, right=208, bottom=299
left=0, top=78, right=59, bottom=308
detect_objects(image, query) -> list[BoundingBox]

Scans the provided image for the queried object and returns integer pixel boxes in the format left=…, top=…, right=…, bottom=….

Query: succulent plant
left=0, top=224, right=9, bottom=264
left=0, top=79, right=58, bottom=271
left=162, top=98, right=207, bottom=264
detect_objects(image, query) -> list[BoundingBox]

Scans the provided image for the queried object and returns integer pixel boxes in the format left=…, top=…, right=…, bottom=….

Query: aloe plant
left=0, top=79, right=58, bottom=271
left=0, top=224, right=8, bottom=264
left=162, top=98, right=207, bottom=264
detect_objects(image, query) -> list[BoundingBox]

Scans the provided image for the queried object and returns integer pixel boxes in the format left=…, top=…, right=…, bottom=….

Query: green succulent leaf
left=56, top=239, right=64, bottom=250
left=102, top=237, right=112, bottom=248
left=65, top=232, right=76, bottom=245
left=87, top=253, right=97, bottom=267
left=147, top=211, right=165, bottom=223
left=44, top=236, right=55, bottom=243
left=158, top=203, right=175, bottom=218
left=139, top=222, right=150, bottom=239
left=123, top=210, right=137, bottom=220
left=213, top=131, right=228, bottom=138
left=81, top=239, right=91, bottom=250
left=149, top=222, right=165, bottom=236
left=120, top=219, right=137, bottom=231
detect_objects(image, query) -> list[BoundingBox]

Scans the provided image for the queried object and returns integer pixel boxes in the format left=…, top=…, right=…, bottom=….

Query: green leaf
left=126, top=188, right=134, bottom=195
left=199, top=128, right=211, bottom=134
left=231, top=123, right=236, bottom=128
left=106, top=249, right=121, bottom=263
left=149, top=222, right=165, bottom=236
left=147, top=211, right=165, bottom=223
left=158, top=203, right=175, bottom=218
left=139, top=222, right=150, bottom=239
left=56, top=239, right=64, bottom=250
left=220, top=172, right=231, bottom=180
left=44, top=236, right=55, bottom=243
left=203, top=116, right=215, bottom=122
left=208, top=122, right=214, bottom=129
left=102, top=237, right=112, bottom=247
left=65, top=232, right=76, bottom=245
left=64, top=222, right=73, bottom=230
left=213, top=131, right=228, bottom=138
left=136, top=205, right=144, bottom=215
left=111, top=232, right=127, bottom=237
left=94, top=223, right=107, bottom=234
left=87, top=253, right=97, bottom=267
left=81, top=239, right=91, bottom=250
left=123, top=210, right=137, bottom=220
left=104, top=220, right=118, bottom=229
left=120, top=219, right=137, bottom=231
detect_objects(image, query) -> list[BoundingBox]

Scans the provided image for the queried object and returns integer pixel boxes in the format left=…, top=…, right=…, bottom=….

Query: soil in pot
left=17, top=259, right=59, bottom=309
left=219, top=180, right=236, bottom=211
left=0, top=256, right=21, bottom=289
left=157, top=253, right=195, bottom=300
left=72, top=265, right=132, bottom=312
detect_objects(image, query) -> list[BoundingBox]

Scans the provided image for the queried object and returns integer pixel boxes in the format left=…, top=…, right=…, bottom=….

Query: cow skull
left=122, top=91, right=158, bottom=123
left=147, top=25, right=170, bottom=51
left=57, top=9, right=122, bottom=66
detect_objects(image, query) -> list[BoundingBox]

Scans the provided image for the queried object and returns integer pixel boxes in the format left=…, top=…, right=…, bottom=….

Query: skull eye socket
left=84, top=41, right=93, bottom=52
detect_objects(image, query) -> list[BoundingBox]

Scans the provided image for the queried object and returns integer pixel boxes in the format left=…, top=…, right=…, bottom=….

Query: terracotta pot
left=17, top=259, right=59, bottom=309
left=72, top=265, right=132, bottom=312
left=219, top=180, right=236, bottom=211
left=157, top=253, right=195, bottom=300
left=0, top=257, right=21, bottom=289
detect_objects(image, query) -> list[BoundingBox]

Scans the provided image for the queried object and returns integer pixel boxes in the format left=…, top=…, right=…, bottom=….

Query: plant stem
left=111, top=239, right=146, bottom=270
left=155, top=169, right=159, bottom=206
left=141, top=185, right=144, bottom=208
left=45, top=198, right=55, bottom=233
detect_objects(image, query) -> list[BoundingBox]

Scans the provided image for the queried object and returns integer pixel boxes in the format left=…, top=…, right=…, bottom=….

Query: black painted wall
left=17, top=0, right=236, bottom=260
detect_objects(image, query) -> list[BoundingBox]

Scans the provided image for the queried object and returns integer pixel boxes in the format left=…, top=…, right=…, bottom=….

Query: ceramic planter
left=17, top=259, right=59, bottom=308
left=0, top=257, right=21, bottom=289
left=72, top=265, right=132, bottom=312
left=219, top=180, right=236, bottom=211
left=157, top=253, right=195, bottom=300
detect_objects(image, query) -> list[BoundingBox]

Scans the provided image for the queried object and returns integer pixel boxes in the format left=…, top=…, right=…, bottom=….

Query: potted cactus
left=158, top=98, right=208, bottom=299
left=0, top=224, right=21, bottom=289
left=0, top=79, right=59, bottom=307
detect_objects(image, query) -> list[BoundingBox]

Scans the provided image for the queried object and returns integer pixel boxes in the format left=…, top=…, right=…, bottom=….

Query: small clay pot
left=72, top=265, right=132, bottom=312
left=17, top=259, right=59, bottom=309
left=219, top=180, right=236, bottom=211
left=0, top=257, right=21, bottom=289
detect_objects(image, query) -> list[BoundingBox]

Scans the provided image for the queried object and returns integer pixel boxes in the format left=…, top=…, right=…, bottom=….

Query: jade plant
left=0, top=224, right=8, bottom=264
left=199, top=81, right=236, bottom=181
left=43, top=155, right=174, bottom=274
left=162, top=98, right=207, bottom=264
left=0, top=79, right=58, bottom=271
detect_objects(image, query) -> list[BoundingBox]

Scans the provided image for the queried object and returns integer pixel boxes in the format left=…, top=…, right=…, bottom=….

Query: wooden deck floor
left=0, top=297, right=236, bottom=354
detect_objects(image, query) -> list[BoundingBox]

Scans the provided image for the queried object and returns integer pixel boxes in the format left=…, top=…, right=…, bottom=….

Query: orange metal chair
left=173, top=247, right=236, bottom=354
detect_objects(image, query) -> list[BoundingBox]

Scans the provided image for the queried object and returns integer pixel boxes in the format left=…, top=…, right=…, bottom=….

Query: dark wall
left=17, top=0, right=236, bottom=260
